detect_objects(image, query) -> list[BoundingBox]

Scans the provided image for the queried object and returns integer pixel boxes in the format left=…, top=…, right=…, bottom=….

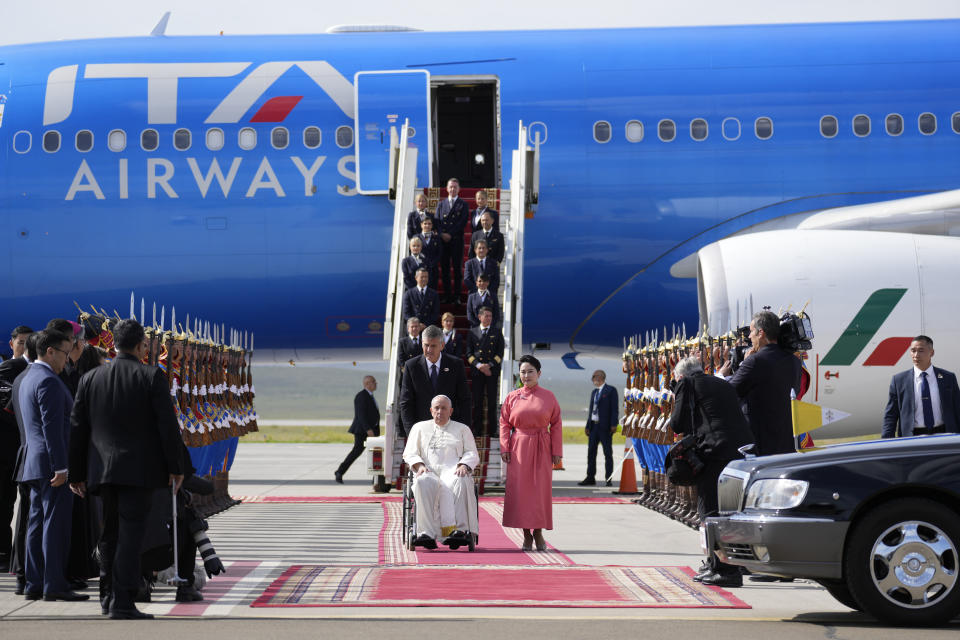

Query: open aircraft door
left=353, top=70, right=432, bottom=194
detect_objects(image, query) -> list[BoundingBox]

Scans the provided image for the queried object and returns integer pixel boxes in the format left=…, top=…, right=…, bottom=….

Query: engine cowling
left=696, top=229, right=960, bottom=437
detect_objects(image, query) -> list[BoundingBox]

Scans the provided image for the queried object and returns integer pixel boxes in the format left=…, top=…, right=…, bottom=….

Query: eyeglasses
left=52, top=347, right=71, bottom=357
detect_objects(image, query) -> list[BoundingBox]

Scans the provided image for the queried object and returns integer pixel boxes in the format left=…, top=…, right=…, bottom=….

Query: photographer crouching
left=671, top=356, right=754, bottom=588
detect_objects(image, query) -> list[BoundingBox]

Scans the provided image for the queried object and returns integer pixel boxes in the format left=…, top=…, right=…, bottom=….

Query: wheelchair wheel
left=468, top=533, right=476, bottom=552
left=407, top=531, right=417, bottom=551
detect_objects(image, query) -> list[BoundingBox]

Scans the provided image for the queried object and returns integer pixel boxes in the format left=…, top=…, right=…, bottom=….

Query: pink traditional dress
left=499, top=384, right=563, bottom=529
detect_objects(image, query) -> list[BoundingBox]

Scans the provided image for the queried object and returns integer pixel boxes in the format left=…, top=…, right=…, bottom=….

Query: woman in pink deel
left=499, top=354, right=563, bottom=551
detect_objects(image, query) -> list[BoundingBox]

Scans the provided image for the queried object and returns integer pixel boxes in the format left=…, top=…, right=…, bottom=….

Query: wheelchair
left=402, top=467, right=478, bottom=552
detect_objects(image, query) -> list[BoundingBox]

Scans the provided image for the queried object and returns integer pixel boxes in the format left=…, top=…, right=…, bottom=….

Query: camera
left=778, top=311, right=814, bottom=351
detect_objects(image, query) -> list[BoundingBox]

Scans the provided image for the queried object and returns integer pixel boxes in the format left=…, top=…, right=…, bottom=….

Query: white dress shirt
left=914, top=366, right=944, bottom=427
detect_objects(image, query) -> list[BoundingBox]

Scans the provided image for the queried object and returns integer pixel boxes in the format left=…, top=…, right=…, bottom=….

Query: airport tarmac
left=2, top=442, right=957, bottom=638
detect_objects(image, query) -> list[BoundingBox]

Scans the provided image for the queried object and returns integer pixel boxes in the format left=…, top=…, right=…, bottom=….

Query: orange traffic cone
left=613, top=443, right=640, bottom=495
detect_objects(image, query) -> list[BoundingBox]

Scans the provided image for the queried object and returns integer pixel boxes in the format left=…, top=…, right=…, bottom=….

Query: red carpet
left=251, top=564, right=750, bottom=608
left=237, top=495, right=632, bottom=504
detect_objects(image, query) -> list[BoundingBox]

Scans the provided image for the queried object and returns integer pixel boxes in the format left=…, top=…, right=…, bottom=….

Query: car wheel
left=845, top=498, right=960, bottom=626
left=814, top=579, right=862, bottom=611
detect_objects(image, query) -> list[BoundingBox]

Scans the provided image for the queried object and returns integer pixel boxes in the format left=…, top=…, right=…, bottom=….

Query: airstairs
left=367, top=122, right=539, bottom=493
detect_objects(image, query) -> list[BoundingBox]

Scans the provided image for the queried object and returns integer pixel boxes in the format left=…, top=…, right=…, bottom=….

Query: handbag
left=664, top=382, right=707, bottom=486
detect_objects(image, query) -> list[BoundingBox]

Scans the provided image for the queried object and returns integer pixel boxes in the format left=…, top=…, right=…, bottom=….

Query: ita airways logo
left=820, top=288, right=912, bottom=367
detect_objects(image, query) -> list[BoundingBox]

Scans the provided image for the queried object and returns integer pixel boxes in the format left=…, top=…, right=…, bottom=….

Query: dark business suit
left=672, top=371, right=754, bottom=576
left=406, top=209, right=435, bottom=238
left=728, top=344, right=801, bottom=456
left=467, top=326, right=504, bottom=436
left=399, top=353, right=471, bottom=434
left=336, top=390, right=381, bottom=476
left=0, top=356, right=28, bottom=566
left=466, top=290, right=501, bottom=328
left=882, top=366, right=960, bottom=438
left=468, top=227, right=505, bottom=263
left=441, top=329, right=465, bottom=359
left=398, top=336, right=422, bottom=371
left=401, top=254, right=434, bottom=290
left=435, top=197, right=469, bottom=300
left=401, top=286, right=440, bottom=328
left=469, top=206, right=499, bottom=233
left=5, top=362, right=31, bottom=584
left=463, top=256, right=500, bottom=296
left=69, top=352, right=185, bottom=612
left=417, top=231, right=441, bottom=288
left=585, top=384, right=618, bottom=482
left=18, top=361, right=74, bottom=596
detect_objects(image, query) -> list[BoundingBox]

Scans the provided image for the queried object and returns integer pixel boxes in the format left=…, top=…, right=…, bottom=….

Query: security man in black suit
left=435, top=178, right=469, bottom=303
left=406, top=193, right=435, bottom=238
left=470, top=189, right=499, bottom=232
left=335, top=376, right=380, bottom=483
left=398, top=317, right=423, bottom=371
left=399, top=325, right=471, bottom=435
left=672, top=356, right=754, bottom=588
left=69, top=319, right=185, bottom=620
left=721, top=310, right=800, bottom=456
left=578, top=370, right=618, bottom=486
left=402, top=268, right=440, bottom=328
left=0, top=325, right=32, bottom=574
left=882, top=335, right=960, bottom=438
left=466, top=308, right=504, bottom=436
left=468, top=211, right=505, bottom=263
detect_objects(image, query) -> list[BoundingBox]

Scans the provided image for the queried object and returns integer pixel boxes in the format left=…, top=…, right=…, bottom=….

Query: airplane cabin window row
left=590, top=112, right=960, bottom=144
left=13, top=125, right=354, bottom=154
left=820, top=112, right=950, bottom=138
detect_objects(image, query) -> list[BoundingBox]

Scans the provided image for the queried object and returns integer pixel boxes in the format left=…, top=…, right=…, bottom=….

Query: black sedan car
left=705, top=434, right=960, bottom=626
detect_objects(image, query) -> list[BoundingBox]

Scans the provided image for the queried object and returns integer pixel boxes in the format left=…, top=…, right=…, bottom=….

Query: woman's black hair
left=518, top=354, right=541, bottom=373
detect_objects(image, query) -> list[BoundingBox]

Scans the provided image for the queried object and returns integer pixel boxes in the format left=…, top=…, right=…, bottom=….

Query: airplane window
left=658, top=119, right=676, bottom=142
left=919, top=112, right=937, bottom=135
left=75, top=130, right=93, bottom=152
left=722, top=117, right=740, bottom=141
left=239, top=127, right=257, bottom=150
left=885, top=114, right=903, bottom=136
left=141, top=129, right=159, bottom=151
left=108, top=130, right=126, bottom=152
left=206, top=128, right=224, bottom=151
left=593, top=121, right=611, bottom=143
left=335, top=125, right=353, bottom=149
left=271, top=127, right=289, bottom=149
left=755, top=117, right=773, bottom=140
left=407, top=126, right=416, bottom=138
left=625, top=120, right=643, bottom=143
left=820, top=115, right=838, bottom=138
left=43, top=130, right=61, bottom=153
left=13, top=131, right=32, bottom=154
left=953, top=112, right=960, bottom=134
left=690, top=118, right=708, bottom=141
left=174, top=128, right=191, bottom=151
left=303, top=126, right=321, bottom=148
left=853, top=115, right=870, bottom=137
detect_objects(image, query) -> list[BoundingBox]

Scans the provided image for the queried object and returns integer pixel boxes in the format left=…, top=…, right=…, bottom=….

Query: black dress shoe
left=577, top=478, right=596, bottom=486
left=701, top=572, right=743, bottom=588
left=69, top=579, right=88, bottom=590
left=43, top=590, right=90, bottom=602
left=15, top=578, right=26, bottom=595
left=334, top=471, right=344, bottom=484
left=24, top=591, right=42, bottom=601
left=109, top=607, right=154, bottom=620
left=175, top=584, right=204, bottom=602
left=414, top=534, right=437, bottom=550
left=443, top=530, right=469, bottom=547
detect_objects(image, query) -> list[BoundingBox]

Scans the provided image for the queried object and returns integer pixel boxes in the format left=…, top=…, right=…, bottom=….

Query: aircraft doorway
left=431, top=79, right=500, bottom=188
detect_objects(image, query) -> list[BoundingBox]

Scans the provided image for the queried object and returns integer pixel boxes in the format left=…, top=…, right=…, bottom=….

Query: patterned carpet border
left=250, top=564, right=751, bottom=608
left=237, top=495, right=633, bottom=504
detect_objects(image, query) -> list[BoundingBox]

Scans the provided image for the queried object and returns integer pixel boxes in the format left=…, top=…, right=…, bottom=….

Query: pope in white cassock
left=402, top=394, right=480, bottom=548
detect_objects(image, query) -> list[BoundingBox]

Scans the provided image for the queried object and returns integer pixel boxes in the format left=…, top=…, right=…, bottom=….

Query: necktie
left=921, top=371, right=935, bottom=428
left=430, top=363, right=439, bottom=390
left=480, top=259, right=485, bottom=271
left=482, top=328, right=488, bottom=340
